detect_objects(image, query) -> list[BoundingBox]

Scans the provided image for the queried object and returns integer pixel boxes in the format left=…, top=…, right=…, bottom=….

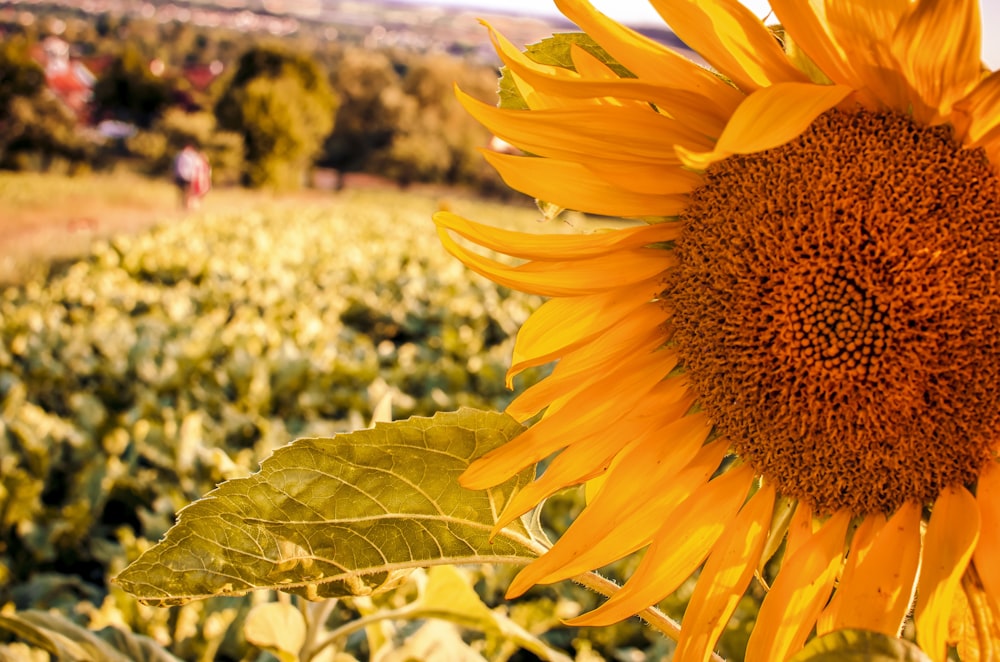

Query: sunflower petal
left=769, top=0, right=857, bottom=86
left=436, top=225, right=673, bottom=297
left=826, top=502, right=922, bottom=636
left=582, top=159, right=705, bottom=196
left=433, top=211, right=680, bottom=261
left=568, top=464, right=757, bottom=626
left=487, top=23, right=732, bottom=136
left=676, top=82, right=854, bottom=169
left=890, top=0, right=982, bottom=119
left=553, top=0, right=744, bottom=111
left=507, top=433, right=724, bottom=597
left=745, top=510, right=851, bottom=662
left=482, top=151, right=690, bottom=218
left=506, top=303, right=670, bottom=419
left=673, top=483, right=776, bottom=662
left=954, top=70, right=1000, bottom=147
left=496, top=382, right=693, bottom=529
left=815, top=513, right=885, bottom=636
left=649, top=0, right=807, bottom=93
left=459, top=88, right=706, bottom=164
left=823, top=0, right=924, bottom=114
left=461, top=348, right=677, bottom=489
left=915, top=486, right=981, bottom=662
left=508, top=282, right=660, bottom=382
left=973, top=460, right=1000, bottom=614
left=784, top=500, right=816, bottom=561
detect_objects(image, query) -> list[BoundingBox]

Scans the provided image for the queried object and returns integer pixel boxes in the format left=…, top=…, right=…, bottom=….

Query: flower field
left=0, top=185, right=714, bottom=660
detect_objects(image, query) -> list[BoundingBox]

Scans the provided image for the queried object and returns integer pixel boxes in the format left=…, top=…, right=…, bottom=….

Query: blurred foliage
left=0, top=10, right=511, bottom=196
left=216, top=45, right=338, bottom=190
left=92, top=42, right=176, bottom=128
left=0, top=36, right=93, bottom=172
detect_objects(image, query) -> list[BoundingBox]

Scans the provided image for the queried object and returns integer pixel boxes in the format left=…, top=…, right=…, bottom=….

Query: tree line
left=0, top=11, right=509, bottom=195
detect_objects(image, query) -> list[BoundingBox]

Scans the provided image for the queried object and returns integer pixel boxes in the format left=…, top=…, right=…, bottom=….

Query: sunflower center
left=665, top=109, right=1000, bottom=515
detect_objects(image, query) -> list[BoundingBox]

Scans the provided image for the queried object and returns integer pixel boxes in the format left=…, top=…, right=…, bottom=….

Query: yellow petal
left=459, top=88, right=706, bottom=164
left=673, top=483, right=776, bottom=662
left=508, top=281, right=661, bottom=383
left=826, top=501, right=922, bottom=636
left=823, top=0, right=925, bottom=114
left=488, top=23, right=733, bottom=138
left=507, top=303, right=670, bottom=419
left=974, top=459, right=1000, bottom=615
left=954, top=70, right=1000, bottom=147
left=497, top=382, right=692, bottom=530
left=461, top=348, right=677, bottom=489
left=649, top=0, right=806, bottom=93
left=553, top=0, right=745, bottom=113
left=582, top=159, right=705, bottom=196
left=482, top=151, right=690, bottom=218
left=769, top=0, right=857, bottom=86
left=745, top=510, right=851, bottom=662
left=436, top=225, right=673, bottom=297
left=815, top=513, right=885, bottom=636
left=507, top=433, right=724, bottom=597
left=676, top=82, right=854, bottom=169
left=568, top=464, right=756, bottom=626
left=434, top=211, right=680, bottom=261
left=890, top=0, right=982, bottom=120
left=784, top=500, right=816, bottom=561
left=509, top=67, right=590, bottom=111
left=916, top=486, right=981, bottom=662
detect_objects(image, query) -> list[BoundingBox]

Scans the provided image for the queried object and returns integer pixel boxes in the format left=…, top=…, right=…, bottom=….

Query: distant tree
left=321, top=47, right=412, bottom=179
left=0, top=36, right=91, bottom=171
left=369, top=54, right=505, bottom=191
left=0, top=36, right=46, bottom=106
left=92, top=42, right=173, bottom=127
left=215, top=44, right=338, bottom=189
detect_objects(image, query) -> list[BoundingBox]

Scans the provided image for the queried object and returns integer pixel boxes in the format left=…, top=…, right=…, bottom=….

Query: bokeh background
left=0, top=0, right=992, bottom=660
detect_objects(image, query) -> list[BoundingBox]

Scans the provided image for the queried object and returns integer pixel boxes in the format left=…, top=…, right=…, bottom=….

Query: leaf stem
left=299, top=598, right=340, bottom=662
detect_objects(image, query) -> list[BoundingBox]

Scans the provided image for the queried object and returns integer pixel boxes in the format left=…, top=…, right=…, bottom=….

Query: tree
left=92, top=42, right=174, bottom=127
left=215, top=45, right=337, bottom=190
left=0, top=36, right=91, bottom=171
left=321, top=48, right=411, bottom=178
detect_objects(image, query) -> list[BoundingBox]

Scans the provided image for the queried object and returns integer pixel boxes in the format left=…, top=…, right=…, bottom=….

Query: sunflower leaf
left=113, top=409, right=538, bottom=606
left=497, top=32, right=632, bottom=111
left=788, top=630, right=933, bottom=662
left=523, top=33, right=632, bottom=77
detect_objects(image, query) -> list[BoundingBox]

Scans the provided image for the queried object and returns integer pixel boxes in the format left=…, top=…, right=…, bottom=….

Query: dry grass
left=0, top=172, right=339, bottom=284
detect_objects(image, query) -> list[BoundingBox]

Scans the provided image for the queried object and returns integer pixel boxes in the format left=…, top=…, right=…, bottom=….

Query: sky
left=398, top=0, right=1000, bottom=68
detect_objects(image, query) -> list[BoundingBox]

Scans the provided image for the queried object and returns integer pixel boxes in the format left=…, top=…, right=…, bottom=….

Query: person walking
left=173, top=144, right=212, bottom=210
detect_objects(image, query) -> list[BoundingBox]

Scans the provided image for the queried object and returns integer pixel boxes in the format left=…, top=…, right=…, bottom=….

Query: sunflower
left=434, top=0, right=1000, bottom=660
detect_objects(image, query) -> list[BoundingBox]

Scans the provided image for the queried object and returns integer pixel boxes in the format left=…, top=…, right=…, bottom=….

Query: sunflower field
left=0, top=186, right=719, bottom=661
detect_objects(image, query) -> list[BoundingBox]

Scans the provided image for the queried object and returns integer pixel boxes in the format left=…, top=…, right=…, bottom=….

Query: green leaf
left=243, top=602, right=306, bottom=662
left=497, top=32, right=631, bottom=111
left=95, top=626, right=187, bottom=662
left=114, top=409, right=537, bottom=606
left=524, top=33, right=632, bottom=77
left=420, top=565, right=502, bottom=632
left=0, top=610, right=137, bottom=662
left=788, top=630, right=933, bottom=662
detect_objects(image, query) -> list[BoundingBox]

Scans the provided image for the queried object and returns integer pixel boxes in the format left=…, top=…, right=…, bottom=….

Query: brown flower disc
left=665, top=109, right=1000, bottom=515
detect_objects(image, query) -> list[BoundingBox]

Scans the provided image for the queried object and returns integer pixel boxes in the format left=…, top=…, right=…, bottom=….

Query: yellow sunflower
left=434, top=0, right=1000, bottom=660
